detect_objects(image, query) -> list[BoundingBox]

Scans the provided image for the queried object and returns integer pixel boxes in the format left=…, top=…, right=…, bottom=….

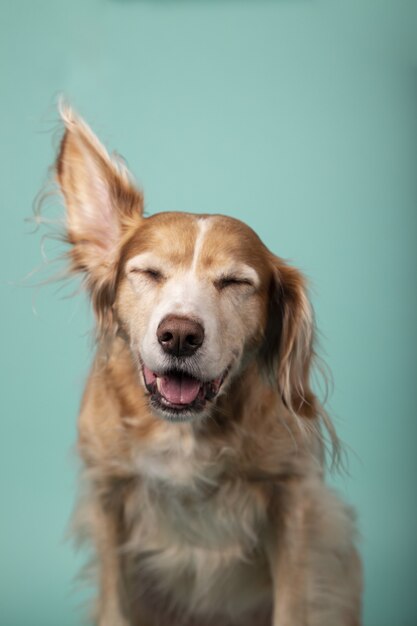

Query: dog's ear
left=263, top=257, right=317, bottom=419
left=56, top=105, right=143, bottom=277
left=56, top=105, right=143, bottom=330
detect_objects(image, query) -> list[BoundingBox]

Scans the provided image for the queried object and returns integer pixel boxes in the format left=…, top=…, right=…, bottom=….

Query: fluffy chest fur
left=123, top=455, right=272, bottom=616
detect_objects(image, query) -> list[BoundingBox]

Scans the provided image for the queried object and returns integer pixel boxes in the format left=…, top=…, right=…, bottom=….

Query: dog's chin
left=141, top=363, right=229, bottom=423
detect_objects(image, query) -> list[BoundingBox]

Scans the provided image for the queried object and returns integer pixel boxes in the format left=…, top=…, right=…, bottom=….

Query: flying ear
left=263, top=257, right=317, bottom=419
left=55, top=105, right=143, bottom=330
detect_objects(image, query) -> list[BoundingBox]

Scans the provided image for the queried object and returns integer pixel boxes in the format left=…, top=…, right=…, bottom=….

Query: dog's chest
left=128, top=429, right=268, bottom=550
left=122, top=430, right=272, bottom=614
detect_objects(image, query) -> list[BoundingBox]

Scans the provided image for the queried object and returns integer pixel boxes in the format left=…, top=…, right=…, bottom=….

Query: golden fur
left=50, top=106, right=362, bottom=626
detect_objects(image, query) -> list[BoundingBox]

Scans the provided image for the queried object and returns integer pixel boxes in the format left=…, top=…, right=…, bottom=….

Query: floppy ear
left=55, top=105, right=143, bottom=330
left=263, top=257, right=317, bottom=419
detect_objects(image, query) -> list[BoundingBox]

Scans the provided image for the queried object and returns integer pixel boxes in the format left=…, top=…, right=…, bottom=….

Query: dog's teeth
left=156, top=377, right=162, bottom=392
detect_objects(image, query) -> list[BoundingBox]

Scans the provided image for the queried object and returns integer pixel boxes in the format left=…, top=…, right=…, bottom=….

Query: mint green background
left=1, top=1, right=416, bottom=625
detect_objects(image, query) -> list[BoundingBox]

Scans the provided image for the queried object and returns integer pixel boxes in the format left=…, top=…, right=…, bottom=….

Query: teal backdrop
left=1, top=1, right=416, bottom=625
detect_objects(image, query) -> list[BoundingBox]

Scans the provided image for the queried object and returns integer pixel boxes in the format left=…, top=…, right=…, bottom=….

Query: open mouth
left=142, top=365, right=228, bottom=418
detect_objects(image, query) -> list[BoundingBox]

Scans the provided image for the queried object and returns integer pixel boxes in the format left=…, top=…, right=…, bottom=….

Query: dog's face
left=56, top=108, right=316, bottom=422
left=116, top=212, right=271, bottom=420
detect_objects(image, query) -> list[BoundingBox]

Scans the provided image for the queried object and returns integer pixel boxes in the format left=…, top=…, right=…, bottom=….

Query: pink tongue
left=160, top=373, right=202, bottom=405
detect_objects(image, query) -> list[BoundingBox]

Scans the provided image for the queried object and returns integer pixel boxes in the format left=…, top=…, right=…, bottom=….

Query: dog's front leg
left=267, top=490, right=308, bottom=626
left=86, top=484, right=156, bottom=626
left=267, top=480, right=362, bottom=626
left=89, top=490, right=132, bottom=626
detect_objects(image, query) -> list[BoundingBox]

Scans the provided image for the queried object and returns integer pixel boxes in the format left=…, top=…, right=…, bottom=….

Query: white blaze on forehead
left=191, top=217, right=211, bottom=272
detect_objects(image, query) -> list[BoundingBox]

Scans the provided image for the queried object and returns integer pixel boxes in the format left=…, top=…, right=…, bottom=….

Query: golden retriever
left=51, top=106, right=362, bottom=626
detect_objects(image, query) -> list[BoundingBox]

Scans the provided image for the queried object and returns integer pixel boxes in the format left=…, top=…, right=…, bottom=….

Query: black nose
left=157, top=315, right=204, bottom=357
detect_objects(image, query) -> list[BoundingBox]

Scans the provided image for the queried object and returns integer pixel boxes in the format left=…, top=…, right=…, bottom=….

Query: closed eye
left=215, top=276, right=254, bottom=290
left=129, top=267, right=164, bottom=282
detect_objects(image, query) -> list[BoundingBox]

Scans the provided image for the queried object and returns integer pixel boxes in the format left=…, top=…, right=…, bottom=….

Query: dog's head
left=56, top=109, right=316, bottom=423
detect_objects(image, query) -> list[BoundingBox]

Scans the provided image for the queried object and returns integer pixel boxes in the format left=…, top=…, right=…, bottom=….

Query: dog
left=50, top=107, right=362, bottom=626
